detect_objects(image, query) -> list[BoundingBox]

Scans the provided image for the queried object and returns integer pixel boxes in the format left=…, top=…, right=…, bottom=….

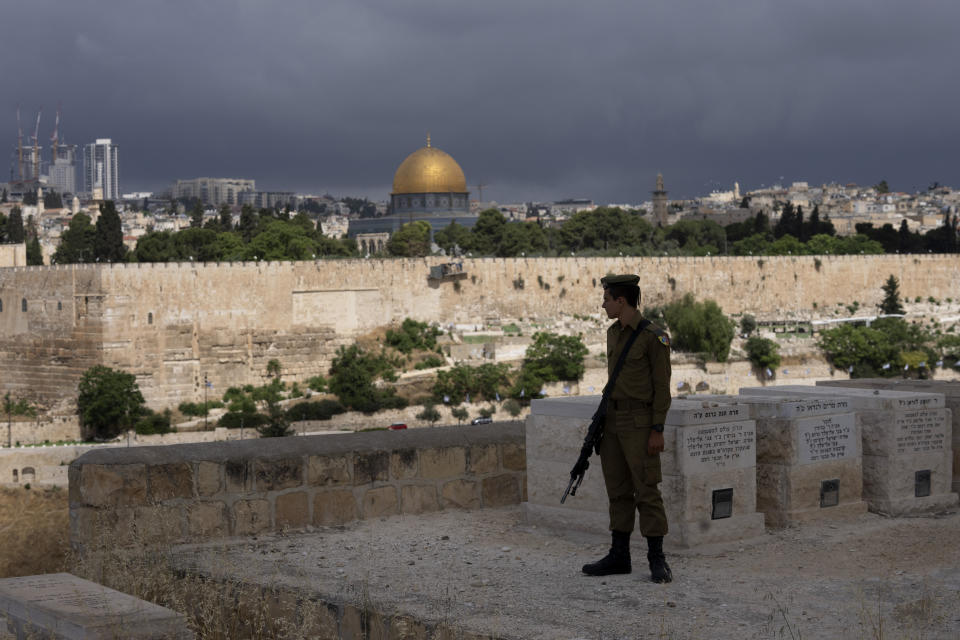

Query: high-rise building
left=173, top=177, right=255, bottom=206
left=48, top=144, right=78, bottom=195
left=83, top=138, right=120, bottom=201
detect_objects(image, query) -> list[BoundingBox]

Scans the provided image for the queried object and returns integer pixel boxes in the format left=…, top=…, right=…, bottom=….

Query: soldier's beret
left=600, top=274, right=640, bottom=288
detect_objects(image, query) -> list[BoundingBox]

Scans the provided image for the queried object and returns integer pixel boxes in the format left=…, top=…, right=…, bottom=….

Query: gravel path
left=175, top=506, right=960, bottom=639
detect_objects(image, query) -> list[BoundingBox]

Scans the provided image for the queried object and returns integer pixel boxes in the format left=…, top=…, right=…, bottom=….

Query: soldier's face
left=602, top=291, right=622, bottom=318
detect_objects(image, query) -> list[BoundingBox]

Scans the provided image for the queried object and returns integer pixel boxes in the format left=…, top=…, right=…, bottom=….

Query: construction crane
left=31, top=108, right=42, bottom=180
left=16, top=105, right=23, bottom=182
left=50, top=104, right=60, bottom=164
left=474, top=183, right=488, bottom=202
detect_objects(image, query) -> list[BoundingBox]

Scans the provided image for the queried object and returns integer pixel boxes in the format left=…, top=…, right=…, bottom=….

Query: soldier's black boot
left=646, top=536, right=673, bottom=583
left=582, top=530, right=632, bottom=576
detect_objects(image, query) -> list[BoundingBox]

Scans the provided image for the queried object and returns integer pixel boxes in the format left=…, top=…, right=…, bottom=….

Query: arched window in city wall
left=21, top=298, right=27, bottom=312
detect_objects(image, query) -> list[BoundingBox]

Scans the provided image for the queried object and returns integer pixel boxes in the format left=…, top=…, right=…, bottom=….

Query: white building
left=82, top=138, right=120, bottom=201
left=174, top=177, right=255, bottom=206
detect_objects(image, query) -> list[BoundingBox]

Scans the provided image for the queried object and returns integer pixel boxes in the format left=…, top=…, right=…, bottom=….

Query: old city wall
left=1, top=255, right=958, bottom=409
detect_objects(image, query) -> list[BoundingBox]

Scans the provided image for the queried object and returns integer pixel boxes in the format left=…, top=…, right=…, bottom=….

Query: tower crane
left=50, top=104, right=60, bottom=164
left=16, top=105, right=24, bottom=182
left=31, top=108, right=42, bottom=180
left=474, top=183, right=489, bottom=203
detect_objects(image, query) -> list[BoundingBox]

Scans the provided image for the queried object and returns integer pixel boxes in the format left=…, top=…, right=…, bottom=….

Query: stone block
left=0, top=573, right=193, bottom=640
left=482, top=474, right=521, bottom=507
left=299, top=601, right=339, bottom=639
left=147, top=462, right=194, bottom=501
left=341, top=604, right=364, bottom=640
left=187, top=501, right=228, bottom=538
left=363, top=486, right=399, bottom=519
left=308, top=454, right=352, bottom=486
left=225, top=459, right=251, bottom=493
left=276, top=491, right=310, bottom=529
left=389, top=614, right=428, bottom=640
left=420, top=447, right=467, bottom=479
left=254, top=457, right=303, bottom=491
left=196, top=461, right=222, bottom=497
left=502, top=442, right=526, bottom=471
left=862, top=450, right=957, bottom=515
left=355, top=451, right=390, bottom=485
left=468, top=444, right=498, bottom=475
left=441, top=479, right=480, bottom=509
left=390, top=448, right=419, bottom=479
left=400, top=485, right=439, bottom=514
left=129, top=505, right=184, bottom=545
left=233, top=499, right=272, bottom=536
left=314, top=490, right=359, bottom=526
left=757, top=459, right=867, bottom=528
left=79, top=463, right=147, bottom=507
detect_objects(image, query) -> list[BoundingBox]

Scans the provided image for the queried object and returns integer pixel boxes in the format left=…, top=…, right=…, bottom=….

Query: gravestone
left=0, top=573, right=193, bottom=640
left=818, top=379, right=960, bottom=494
left=691, top=394, right=867, bottom=527
left=740, top=385, right=958, bottom=516
left=523, top=396, right=765, bottom=548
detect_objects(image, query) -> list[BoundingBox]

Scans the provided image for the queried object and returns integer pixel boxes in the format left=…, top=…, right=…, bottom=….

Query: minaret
left=652, top=173, right=668, bottom=227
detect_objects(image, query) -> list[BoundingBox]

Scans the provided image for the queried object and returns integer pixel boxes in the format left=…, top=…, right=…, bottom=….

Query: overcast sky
left=3, top=0, right=959, bottom=203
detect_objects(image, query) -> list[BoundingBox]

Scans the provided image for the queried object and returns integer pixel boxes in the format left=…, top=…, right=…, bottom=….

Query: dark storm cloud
left=3, top=0, right=959, bottom=201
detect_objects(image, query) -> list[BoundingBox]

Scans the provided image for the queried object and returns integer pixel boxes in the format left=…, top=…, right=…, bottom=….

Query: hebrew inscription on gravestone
left=679, top=421, right=756, bottom=474
left=894, top=410, right=947, bottom=455
left=796, top=413, right=858, bottom=464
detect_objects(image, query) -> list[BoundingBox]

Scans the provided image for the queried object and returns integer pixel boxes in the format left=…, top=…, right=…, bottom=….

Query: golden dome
left=392, top=138, right=467, bottom=194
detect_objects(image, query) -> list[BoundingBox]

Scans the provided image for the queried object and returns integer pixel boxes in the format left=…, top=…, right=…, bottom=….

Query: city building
left=173, top=177, right=255, bottom=206
left=82, top=138, right=120, bottom=201
left=237, top=190, right=296, bottom=210
left=652, top=173, right=669, bottom=226
left=48, top=144, right=78, bottom=195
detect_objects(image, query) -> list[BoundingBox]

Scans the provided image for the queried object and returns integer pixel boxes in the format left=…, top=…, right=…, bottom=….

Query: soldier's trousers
left=598, top=410, right=669, bottom=536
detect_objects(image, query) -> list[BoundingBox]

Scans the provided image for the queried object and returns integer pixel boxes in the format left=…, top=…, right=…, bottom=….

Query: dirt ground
left=0, top=487, right=70, bottom=578
left=172, top=505, right=960, bottom=640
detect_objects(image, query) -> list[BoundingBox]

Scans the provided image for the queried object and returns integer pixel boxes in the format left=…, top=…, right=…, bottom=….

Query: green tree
left=133, top=230, right=176, bottom=262
left=328, top=344, right=404, bottom=412
left=416, top=403, right=441, bottom=425
left=238, top=205, right=258, bottom=242
left=740, top=314, right=757, bottom=337
left=76, top=366, right=146, bottom=440
left=663, top=294, right=736, bottom=362
left=94, top=201, right=127, bottom=262
left=502, top=398, right=523, bottom=417
left=7, top=207, right=25, bottom=243
left=26, top=238, right=43, bottom=265
left=874, top=179, right=890, bottom=194
left=434, top=221, right=472, bottom=255
left=189, top=201, right=205, bottom=228
left=879, top=275, right=905, bottom=315
left=52, top=212, right=96, bottom=263
left=218, top=204, right=233, bottom=231
left=257, top=398, right=294, bottom=437
left=387, top=220, right=432, bottom=257
left=745, top=337, right=781, bottom=376
left=451, top=406, right=469, bottom=425
left=523, top=332, right=588, bottom=382
left=385, top=318, right=440, bottom=353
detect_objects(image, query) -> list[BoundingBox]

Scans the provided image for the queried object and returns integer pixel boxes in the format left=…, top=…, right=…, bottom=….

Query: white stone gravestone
left=0, top=573, right=193, bottom=640
left=740, top=385, right=958, bottom=515
left=818, top=379, right=960, bottom=494
left=691, top=394, right=868, bottom=526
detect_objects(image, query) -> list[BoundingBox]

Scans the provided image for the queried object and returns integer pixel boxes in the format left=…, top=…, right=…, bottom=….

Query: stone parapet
left=69, top=423, right=526, bottom=553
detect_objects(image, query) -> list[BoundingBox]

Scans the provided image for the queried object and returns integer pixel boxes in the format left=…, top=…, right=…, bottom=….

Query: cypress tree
left=7, top=207, right=25, bottom=243
left=94, top=201, right=127, bottom=262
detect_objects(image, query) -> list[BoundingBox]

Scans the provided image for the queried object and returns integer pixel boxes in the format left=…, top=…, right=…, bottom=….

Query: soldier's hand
left=647, top=429, right=665, bottom=456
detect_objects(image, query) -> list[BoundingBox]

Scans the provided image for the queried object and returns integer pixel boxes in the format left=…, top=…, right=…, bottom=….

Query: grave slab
left=818, top=379, right=960, bottom=493
left=524, top=396, right=765, bottom=548
left=0, top=573, right=192, bottom=640
left=741, top=385, right=958, bottom=516
left=684, top=393, right=867, bottom=527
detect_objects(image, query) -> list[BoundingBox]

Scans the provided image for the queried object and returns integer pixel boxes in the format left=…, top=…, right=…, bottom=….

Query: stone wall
left=69, top=423, right=526, bottom=552
left=3, top=255, right=959, bottom=408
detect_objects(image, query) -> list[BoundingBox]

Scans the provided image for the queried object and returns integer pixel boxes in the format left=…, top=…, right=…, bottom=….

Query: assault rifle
left=560, top=321, right=646, bottom=503
left=560, top=397, right=607, bottom=503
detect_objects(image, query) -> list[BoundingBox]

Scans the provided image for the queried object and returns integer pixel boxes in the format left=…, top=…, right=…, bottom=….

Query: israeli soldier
left=582, top=274, right=673, bottom=583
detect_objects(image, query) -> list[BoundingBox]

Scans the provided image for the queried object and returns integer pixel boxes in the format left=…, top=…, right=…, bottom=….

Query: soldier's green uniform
left=581, top=273, right=673, bottom=582
left=602, top=311, right=672, bottom=535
